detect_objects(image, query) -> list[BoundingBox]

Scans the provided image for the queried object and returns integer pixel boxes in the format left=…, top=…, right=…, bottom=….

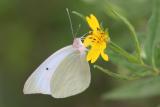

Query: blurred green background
left=1, top=0, right=160, bottom=107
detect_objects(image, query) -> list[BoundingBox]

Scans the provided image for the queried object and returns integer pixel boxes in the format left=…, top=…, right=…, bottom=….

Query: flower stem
left=140, top=63, right=159, bottom=75
left=109, top=8, right=144, bottom=65
left=109, top=41, right=139, bottom=64
left=94, top=65, right=139, bottom=80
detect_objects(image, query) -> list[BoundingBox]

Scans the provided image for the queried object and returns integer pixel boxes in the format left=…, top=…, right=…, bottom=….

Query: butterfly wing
left=23, top=45, right=75, bottom=94
left=50, top=51, right=91, bottom=98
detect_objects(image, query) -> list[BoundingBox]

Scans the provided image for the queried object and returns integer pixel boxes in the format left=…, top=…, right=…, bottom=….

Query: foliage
left=95, top=0, right=160, bottom=100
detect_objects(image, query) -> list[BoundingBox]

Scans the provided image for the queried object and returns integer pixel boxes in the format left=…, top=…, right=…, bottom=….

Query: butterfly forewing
left=23, top=45, right=75, bottom=94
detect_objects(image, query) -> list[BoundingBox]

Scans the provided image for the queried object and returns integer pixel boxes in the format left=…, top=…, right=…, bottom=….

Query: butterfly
left=23, top=9, right=91, bottom=98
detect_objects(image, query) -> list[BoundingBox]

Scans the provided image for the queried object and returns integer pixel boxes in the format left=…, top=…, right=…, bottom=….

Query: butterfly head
left=72, top=38, right=87, bottom=53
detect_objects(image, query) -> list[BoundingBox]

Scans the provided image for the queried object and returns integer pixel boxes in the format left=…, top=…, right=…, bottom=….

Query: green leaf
left=103, top=76, right=160, bottom=100
left=103, top=2, right=126, bottom=21
left=108, top=50, right=151, bottom=77
left=144, top=0, right=160, bottom=68
left=109, top=41, right=139, bottom=64
left=104, top=3, right=143, bottom=64
left=155, top=46, right=160, bottom=67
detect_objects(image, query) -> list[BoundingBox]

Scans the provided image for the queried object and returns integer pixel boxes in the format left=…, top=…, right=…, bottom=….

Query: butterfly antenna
left=75, top=24, right=81, bottom=36
left=80, top=32, right=88, bottom=40
left=66, top=8, right=75, bottom=38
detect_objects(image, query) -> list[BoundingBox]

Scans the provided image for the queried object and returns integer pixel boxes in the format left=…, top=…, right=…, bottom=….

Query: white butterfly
left=23, top=38, right=91, bottom=98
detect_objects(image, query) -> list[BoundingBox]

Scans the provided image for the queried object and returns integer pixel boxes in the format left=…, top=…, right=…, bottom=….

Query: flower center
left=89, top=31, right=107, bottom=45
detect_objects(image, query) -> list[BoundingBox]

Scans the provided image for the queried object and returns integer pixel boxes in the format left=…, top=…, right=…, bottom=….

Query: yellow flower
left=83, top=14, right=110, bottom=63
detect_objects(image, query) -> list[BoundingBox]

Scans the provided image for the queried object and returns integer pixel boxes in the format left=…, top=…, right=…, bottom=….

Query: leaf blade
left=145, top=0, right=160, bottom=68
left=103, top=76, right=160, bottom=100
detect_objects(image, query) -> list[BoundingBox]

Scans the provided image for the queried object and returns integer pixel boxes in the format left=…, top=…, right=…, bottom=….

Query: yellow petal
left=101, top=51, right=109, bottom=61
left=86, top=14, right=100, bottom=31
left=102, top=42, right=106, bottom=48
left=90, top=46, right=101, bottom=63
left=86, top=48, right=94, bottom=61
left=86, top=44, right=101, bottom=63
left=86, top=16, right=94, bottom=31
left=91, top=51, right=100, bottom=63
left=90, top=14, right=100, bottom=30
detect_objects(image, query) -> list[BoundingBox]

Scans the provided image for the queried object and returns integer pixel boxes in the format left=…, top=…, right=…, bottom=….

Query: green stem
left=109, top=41, right=160, bottom=76
left=94, top=65, right=139, bottom=80
left=110, top=41, right=139, bottom=64
left=109, top=8, right=144, bottom=64
left=139, top=63, right=159, bottom=75
left=127, top=23, right=144, bottom=64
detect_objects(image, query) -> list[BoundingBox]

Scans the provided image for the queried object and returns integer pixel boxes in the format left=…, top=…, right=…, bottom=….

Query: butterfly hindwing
left=50, top=51, right=91, bottom=98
